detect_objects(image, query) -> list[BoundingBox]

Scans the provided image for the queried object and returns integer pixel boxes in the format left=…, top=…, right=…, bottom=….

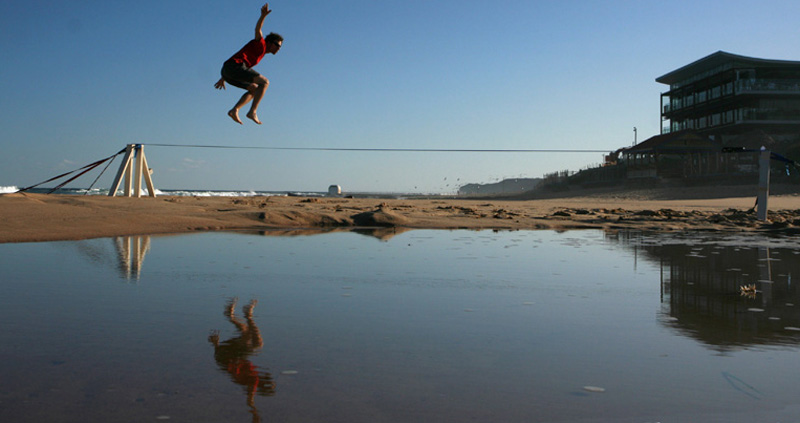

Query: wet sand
left=2, top=187, right=800, bottom=243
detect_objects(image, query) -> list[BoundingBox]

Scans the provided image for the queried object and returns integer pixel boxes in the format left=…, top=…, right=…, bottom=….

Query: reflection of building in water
left=114, top=236, right=151, bottom=280
left=608, top=231, right=800, bottom=351
left=209, top=298, right=274, bottom=423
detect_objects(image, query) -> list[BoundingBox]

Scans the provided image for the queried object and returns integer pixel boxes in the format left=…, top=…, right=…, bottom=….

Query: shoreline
left=2, top=188, right=800, bottom=243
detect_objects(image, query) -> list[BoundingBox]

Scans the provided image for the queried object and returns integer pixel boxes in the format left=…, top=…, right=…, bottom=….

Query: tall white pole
left=757, top=147, right=770, bottom=221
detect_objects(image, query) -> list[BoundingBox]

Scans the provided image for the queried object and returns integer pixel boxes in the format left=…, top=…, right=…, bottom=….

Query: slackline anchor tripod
left=109, top=144, right=156, bottom=197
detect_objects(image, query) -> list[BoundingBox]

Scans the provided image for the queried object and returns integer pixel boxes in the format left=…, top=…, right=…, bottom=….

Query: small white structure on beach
left=328, top=185, right=342, bottom=197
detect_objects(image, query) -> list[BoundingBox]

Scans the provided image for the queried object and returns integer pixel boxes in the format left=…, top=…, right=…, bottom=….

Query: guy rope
left=16, top=144, right=156, bottom=197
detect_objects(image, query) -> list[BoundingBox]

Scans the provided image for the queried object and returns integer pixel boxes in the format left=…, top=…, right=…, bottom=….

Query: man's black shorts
left=221, top=60, right=261, bottom=90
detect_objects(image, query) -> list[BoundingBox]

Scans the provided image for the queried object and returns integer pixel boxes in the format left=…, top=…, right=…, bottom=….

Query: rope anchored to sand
left=16, top=148, right=126, bottom=195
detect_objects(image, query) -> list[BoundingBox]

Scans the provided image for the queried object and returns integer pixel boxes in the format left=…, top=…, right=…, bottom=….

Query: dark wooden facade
left=658, top=51, right=800, bottom=142
left=622, top=131, right=724, bottom=178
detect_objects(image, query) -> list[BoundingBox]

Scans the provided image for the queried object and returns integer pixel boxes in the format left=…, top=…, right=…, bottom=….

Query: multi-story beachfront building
left=657, top=51, right=800, bottom=144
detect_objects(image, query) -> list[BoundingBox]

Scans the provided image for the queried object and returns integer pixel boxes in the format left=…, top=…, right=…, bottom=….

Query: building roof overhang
left=656, top=51, right=800, bottom=86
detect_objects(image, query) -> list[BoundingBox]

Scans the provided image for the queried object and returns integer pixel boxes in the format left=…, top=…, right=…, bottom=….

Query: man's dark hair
left=265, top=32, right=283, bottom=44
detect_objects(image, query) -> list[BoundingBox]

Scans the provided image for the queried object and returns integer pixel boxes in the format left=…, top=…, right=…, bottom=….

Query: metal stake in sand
left=757, top=147, right=770, bottom=221
left=109, top=144, right=157, bottom=197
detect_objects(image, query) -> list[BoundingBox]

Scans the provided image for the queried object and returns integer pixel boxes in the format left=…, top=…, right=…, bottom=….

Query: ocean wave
left=11, top=187, right=326, bottom=197
left=160, top=190, right=276, bottom=197
left=155, top=190, right=325, bottom=197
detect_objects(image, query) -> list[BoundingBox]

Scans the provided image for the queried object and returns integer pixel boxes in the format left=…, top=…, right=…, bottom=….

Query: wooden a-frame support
left=109, top=144, right=156, bottom=197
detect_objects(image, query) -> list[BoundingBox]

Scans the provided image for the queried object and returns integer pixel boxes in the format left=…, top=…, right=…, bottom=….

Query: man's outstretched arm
left=255, top=3, right=271, bottom=40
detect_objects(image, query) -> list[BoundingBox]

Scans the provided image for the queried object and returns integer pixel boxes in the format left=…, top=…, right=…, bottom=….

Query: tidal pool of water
left=2, top=229, right=800, bottom=422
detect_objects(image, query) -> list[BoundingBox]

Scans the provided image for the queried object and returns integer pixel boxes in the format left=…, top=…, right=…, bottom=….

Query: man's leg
left=228, top=91, right=254, bottom=124
left=245, top=76, right=270, bottom=124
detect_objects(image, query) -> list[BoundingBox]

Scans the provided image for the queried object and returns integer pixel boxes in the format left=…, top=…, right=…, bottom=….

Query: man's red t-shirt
left=228, top=38, right=268, bottom=68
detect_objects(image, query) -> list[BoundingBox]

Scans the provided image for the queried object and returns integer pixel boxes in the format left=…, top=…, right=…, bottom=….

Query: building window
left=724, top=82, right=733, bottom=95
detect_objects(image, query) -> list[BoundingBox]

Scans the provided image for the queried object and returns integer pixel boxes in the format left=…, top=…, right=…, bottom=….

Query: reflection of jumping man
left=214, top=3, right=283, bottom=125
left=209, top=298, right=275, bottom=423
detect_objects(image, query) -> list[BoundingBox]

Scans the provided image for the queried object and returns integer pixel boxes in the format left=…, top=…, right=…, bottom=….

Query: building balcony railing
left=663, top=108, right=800, bottom=134
left=663, top=79, right=800, bottom=115
left=737, top=108, right=800, bottom=122
left=736, top=79, right=800, bottom=93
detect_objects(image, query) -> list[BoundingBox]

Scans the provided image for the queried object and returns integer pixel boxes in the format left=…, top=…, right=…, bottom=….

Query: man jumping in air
left=214, top=3, right=283, bottom=125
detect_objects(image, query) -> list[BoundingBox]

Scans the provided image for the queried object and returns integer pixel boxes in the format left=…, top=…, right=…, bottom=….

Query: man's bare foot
left=225, top=297, right=238, bottom=316
left=246, top=111, right=262, bottom=125
left=244, top=299, right=257, bottom=317
left=228, top=109, right=243, bottom=124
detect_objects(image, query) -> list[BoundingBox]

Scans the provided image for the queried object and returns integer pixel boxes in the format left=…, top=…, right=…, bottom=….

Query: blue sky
left=2, top=0, right=800, bottom=193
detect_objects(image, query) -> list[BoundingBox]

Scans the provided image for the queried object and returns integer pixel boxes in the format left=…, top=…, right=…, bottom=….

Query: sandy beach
left=2, top=184, right=800, bottom=243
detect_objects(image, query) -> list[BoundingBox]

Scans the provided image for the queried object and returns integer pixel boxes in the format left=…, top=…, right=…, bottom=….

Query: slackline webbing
left=142, top=143, right=612, bottom=153
left=16, top=144, right=799, bottom=196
